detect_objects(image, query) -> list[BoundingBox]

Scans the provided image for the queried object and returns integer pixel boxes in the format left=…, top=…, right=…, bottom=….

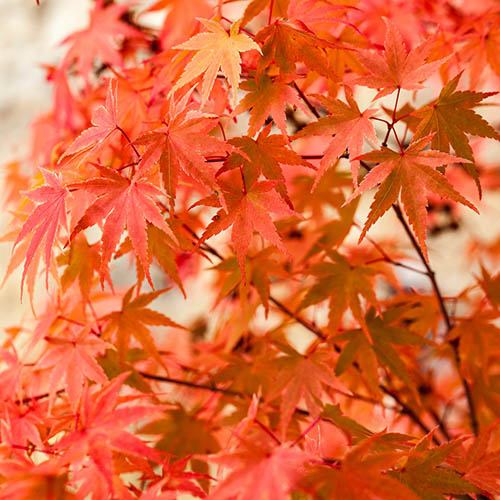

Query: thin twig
left=391, top=205, right=478, bottom=435
left=116, top=126, right=141, bottom=159
left=139, top=371, right=244, bottom=398
left=292, top=81, right=321, bottom=119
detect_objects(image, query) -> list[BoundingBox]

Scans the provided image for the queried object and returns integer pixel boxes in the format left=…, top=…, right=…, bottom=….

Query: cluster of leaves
left=1, top=0, right=499, bottom=498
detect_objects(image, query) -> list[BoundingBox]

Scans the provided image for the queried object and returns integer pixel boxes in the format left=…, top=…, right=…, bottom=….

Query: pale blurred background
left=0, top=0, right=91, bottom=325
left=0, top=0, right=498, bottom=332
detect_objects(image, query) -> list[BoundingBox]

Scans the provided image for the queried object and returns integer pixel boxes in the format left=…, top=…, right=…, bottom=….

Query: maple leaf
left=61, top=0, right=143, bottom=76
left=69, top=164, right=176, bottom=285
left=0, top=460, right=70, bottom=500
left=321, top=404, right=373, bottom=445
left=413, top=72, right=499, bottom=194
left=334, top=309, right=429, bottom=394
left=115, top=225, right=185, bottom=295
left=141, top=456, right=210, bottom=499
left=102, top=288, right=183, bottom=365
left=223, top=126, right=313, bottom=205
left=256, top=20, right=334, bottom=78
left=287, top=0, right=355, bottom=32
left=348, top=135, right=478, bottom=261
left=59, top=79, right=119, bottom=165
left=58, top=234, right=101, bottom=301
left=38, top=327, right=110, bottom=410
left=300, top=433, right=419, bottom=500
left=241, top=0, right=290, bottom=26
left=212, top=247, right=284, bottom=314
left=146, top=225, right=185, bottom=294
left=135, top=92, right=231, bottom=201
left=56, top=374, right=162, bottom=494
left=447, top=423, right=500, bottom=496
left=385, top=293, right=441, bottom=339
left=458, top=15, right=500, bottom=89
left=300, top=251, right=379, bottom=333
left=236, top=75, right=304, bottom=137
left=141, top=405, right=220, bottom=457
left=172, top=19, right=261, bottom=107
left=210, top=441, right=310, bottom=500
left=268, top=344, right=336, bottom=433
left=355, top=20, right=447, bottom=98
left=478, top=266, right=500, bottom=309
left=294, top=89, right=378, bottom=188
left=13, top=169, right=68, bottom=293
left=448, top=311, right=500, bottom=384
left=413, top=73, right=498, bottom=159
left=197, top=173, right=297, bottom=277
left=393, top=434, right=479, bottom=499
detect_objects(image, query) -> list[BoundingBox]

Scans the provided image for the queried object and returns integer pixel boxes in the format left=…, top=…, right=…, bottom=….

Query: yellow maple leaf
left=173, top=19, right=261, bottom=107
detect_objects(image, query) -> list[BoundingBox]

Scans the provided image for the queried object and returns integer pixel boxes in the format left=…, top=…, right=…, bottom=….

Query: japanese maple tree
left=1, top=0, right=500, bottom=498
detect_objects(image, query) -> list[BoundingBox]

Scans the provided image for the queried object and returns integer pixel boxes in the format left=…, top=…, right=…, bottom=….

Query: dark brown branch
left=292, top=81, right=321, bottom=119
left=139, top=371, right=244, bottom=398
left=269, top=296, right=327, bottom=341
left=116, top=125, right=141, bottom=159
left=391, top=204, right=478, bottom=435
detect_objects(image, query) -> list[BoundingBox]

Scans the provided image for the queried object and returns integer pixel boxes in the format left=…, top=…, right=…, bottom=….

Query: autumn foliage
left=1, top=0, right=500, bottom=498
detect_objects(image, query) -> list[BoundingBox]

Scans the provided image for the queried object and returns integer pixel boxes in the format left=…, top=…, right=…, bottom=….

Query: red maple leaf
left=61, top=0, right=143, bottom=76
left=210, top=441, right=310, bottom=500
left=135, top=91, right=231, bottom=201
left=56, top=373, right=162, bottom=494
left=355, top=20, right=447, bottom=98
left=197, top=172, right=297, bottom=276
left=38, top=327, right=110, bottom=410
left=59, top=79, right=120, bottom=165
left=69, top=164, right=176, bottom=285
left=13, top=169, right=68, bottom=293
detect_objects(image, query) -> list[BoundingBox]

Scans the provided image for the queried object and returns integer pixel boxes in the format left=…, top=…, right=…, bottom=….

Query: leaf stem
left=268, top=0, right=275, bottom=24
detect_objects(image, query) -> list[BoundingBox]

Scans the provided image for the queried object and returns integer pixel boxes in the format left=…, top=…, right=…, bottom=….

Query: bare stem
left=293, top=81, right=321, bottom=119
left=116, top=126, right=141, bottom=159
left=140, top=371, right=245, bottom=397
left=391, top=204, right=478, bottom=435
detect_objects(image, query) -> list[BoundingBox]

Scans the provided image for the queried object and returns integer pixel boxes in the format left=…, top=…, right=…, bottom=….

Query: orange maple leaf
left=102, top=288, right=183, bottom=365
left=236, top=75, right=304, bottom=137
left=172, top=19, right=261, bottom=107
left=136, top=91, right=231, bottom=201
left=300, top=251, right=379, bottom=333
left=448, top=422, right=500, bottom=496
left=348, top=136, right=478, bottom=260
left=198, top=174, right=297, bottom=277
left=294, top=89, right=378, bottom=188
left=225, top=126, right=314, bottom=205
left=256, top=20, right=336, bottom=78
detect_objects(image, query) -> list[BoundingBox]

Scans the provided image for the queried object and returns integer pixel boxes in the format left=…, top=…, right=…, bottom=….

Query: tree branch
left=293, top=81, right=321, bottom=119
left=391, top=204, right=478, bottom=435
